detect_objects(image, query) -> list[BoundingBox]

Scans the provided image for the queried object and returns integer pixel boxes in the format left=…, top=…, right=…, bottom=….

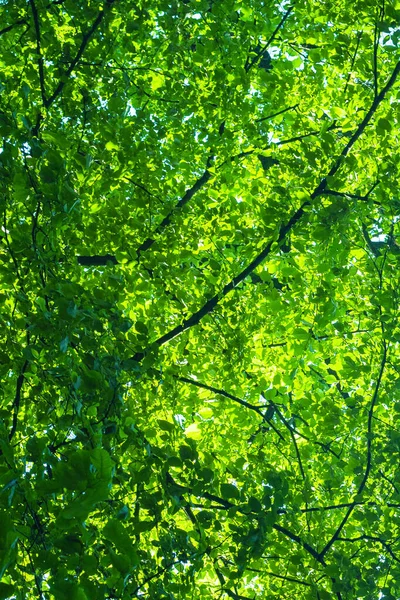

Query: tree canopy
left=2, top=0, right=400, bottom=598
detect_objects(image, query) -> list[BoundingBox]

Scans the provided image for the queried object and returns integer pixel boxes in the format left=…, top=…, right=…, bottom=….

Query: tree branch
left=222, top=560, right=312, bottom=586
left=228, top=123, right=340, bottom=164
left=45, top=3, right=114, bottom=108
left=174, top=375, right=262, bottom=411
left=273, top=523, right=323, bottom=564
left=9, top=360, right=29, bottom=441
left=245, top=6, right=294, bottom=73
left=174, top=375, right=285, bottom=441
left=129, top=58, right=400, bottom=363
left=166, top=472, right=323, bottom=566
left=255, top=103, right=299, bottom=124
left=316, top=185, right=380, bottom=203
left=77, top=254, right=118, bottom=266
left=29, top=0, right=47, bottom=105
left=77, top=168, right=211, bottom=266
left=136, top=168, right=211, bottom=258
left=318, top=341, right=387, bottom=560
left=314, top=59, right=400, bottom=196
left=0, top=19, right=27, bottom=37
left=336, top=535, right=400, bottom=563
left=344, top=31, right=362, bottom=97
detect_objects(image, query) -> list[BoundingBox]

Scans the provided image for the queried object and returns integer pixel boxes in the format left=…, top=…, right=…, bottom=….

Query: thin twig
left=255, top=103, right=299, bottom=124
left=344, top=31, right=362, bottom=96
left=336, top=535, right=400, bottom=563
left=245, top=6, right=294, bottom=73
left=318, top=340, right=387, bottom=559
left=373, top=22, right=379, bottom=98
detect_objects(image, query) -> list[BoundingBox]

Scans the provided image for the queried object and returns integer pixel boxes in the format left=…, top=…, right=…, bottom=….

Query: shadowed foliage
left=1, top=1, right=400, bottom=599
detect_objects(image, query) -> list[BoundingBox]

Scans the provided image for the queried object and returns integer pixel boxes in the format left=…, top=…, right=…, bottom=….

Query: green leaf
left=247, top=496, right=262, bottom=513
left=220, top=483, right=240, bottom=500
left=0, top=583, right=14, bottom=600
left=157, top=419, right=175, bottom=432
left=103, top=519, right=133, bottom=556
left=60, top=336, right=69, bottom=353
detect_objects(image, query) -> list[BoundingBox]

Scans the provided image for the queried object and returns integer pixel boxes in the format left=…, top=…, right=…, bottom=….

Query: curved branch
left=318, top=341, right=387, bottom=560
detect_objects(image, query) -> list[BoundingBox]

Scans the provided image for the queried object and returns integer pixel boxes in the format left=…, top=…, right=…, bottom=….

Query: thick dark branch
left=77, top=254, right=118, bottom=266
left=77, top=169, right=211, bottom=266
left=136, top=169, right=211, bottom=257
left=0, top=19, right=27, bottom=37
left=9, top=360, right=29, bottom=441
left=144, top=202, right=306, bottom=354
left=30, top=0, right=47, bottom=105
left=45, top=4, right=113, bottom=108
left=314, top=59, right=400, bottom=196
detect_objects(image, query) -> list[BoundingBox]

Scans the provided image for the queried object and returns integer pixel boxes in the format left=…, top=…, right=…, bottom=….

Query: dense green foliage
left=2, top=0, right=400, bottom=598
